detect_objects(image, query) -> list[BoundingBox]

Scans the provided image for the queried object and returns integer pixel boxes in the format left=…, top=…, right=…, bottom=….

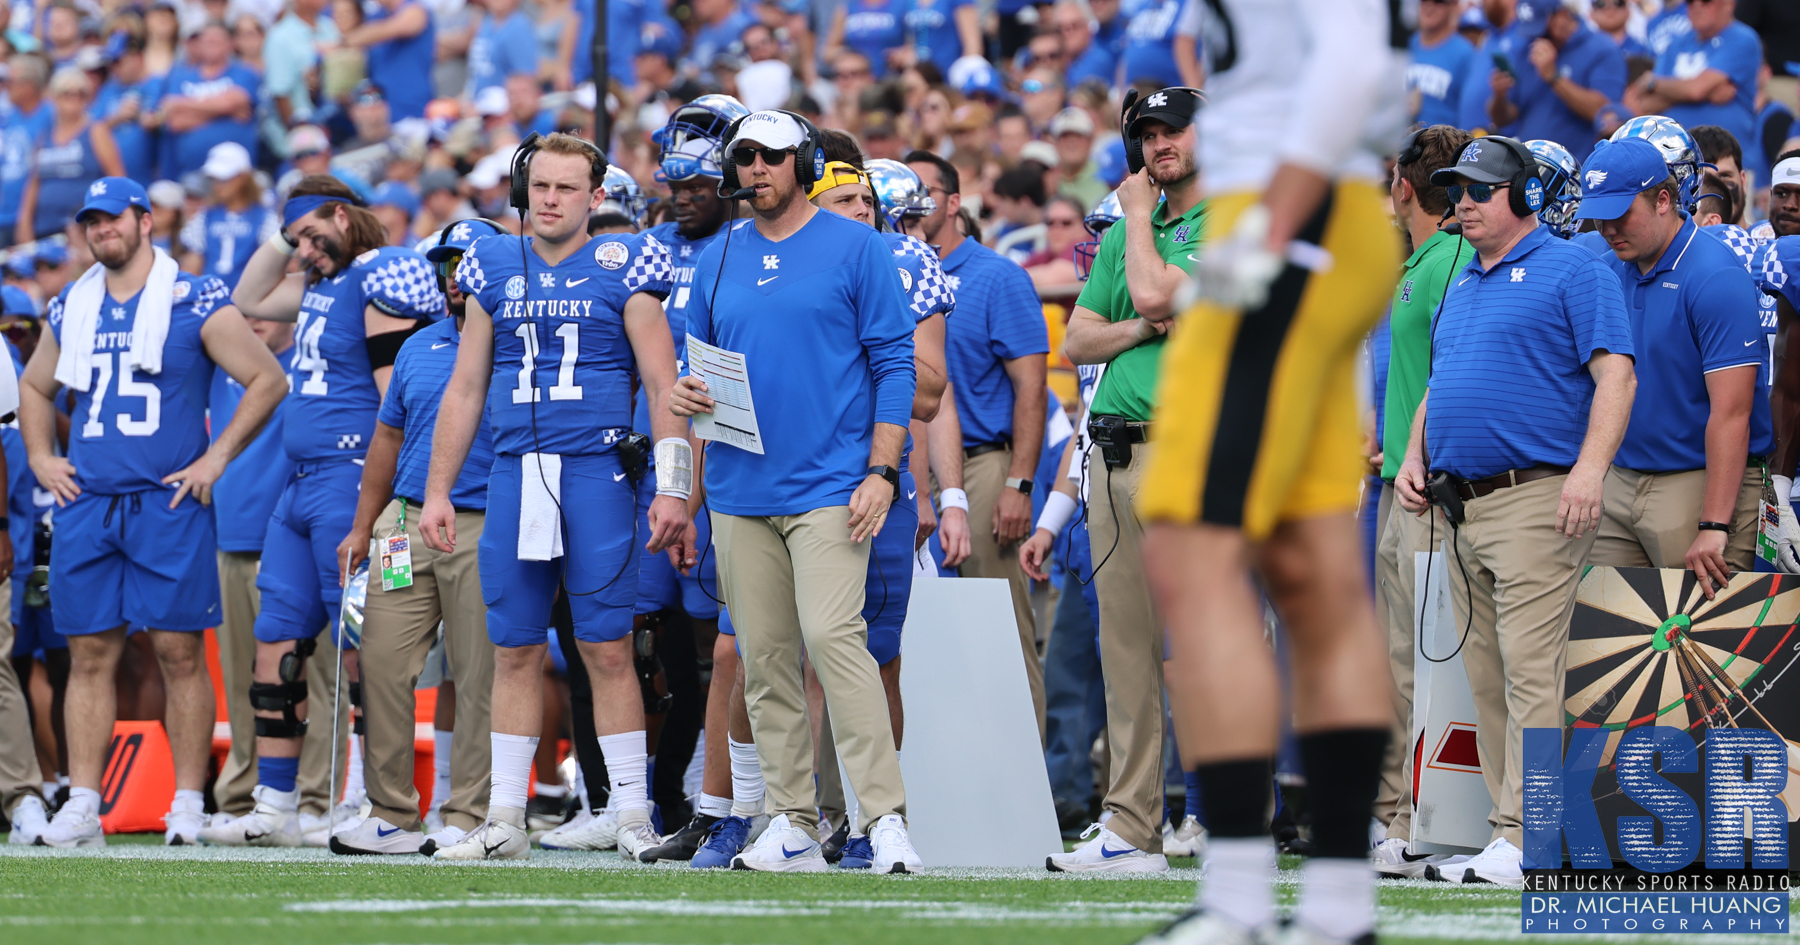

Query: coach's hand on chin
left=670, top=375, right=714, bottom=416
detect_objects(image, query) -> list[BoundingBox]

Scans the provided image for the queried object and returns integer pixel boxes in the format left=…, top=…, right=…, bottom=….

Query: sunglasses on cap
left=731, top=146, right=793, bottom=167
left=1445, top=182, right=1511, bottom=204
left=435, top=252, right=462, bottom=283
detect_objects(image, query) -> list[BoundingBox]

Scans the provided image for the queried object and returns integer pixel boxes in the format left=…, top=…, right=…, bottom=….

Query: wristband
left=653, top=437, right=693, bottom=499
left=1697, top=521, right=1730, bottom=533
left=267, top=232, right=297, bottom=257
left=938, top=487, right=969, bottom=513
left=1035, top=490, right=1078, bottom=537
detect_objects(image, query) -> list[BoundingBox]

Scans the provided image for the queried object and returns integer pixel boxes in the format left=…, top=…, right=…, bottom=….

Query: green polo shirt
left=1075, top=196, right=1207, bottom=421
left=1381, top=228, right=1472, bottom=480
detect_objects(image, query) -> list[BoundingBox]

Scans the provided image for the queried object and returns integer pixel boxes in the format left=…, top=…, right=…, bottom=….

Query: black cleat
left=525, top=794, right=571, bottom=833
left=637, top=813, right=721, bottom=863
left=820, top=820, right=850, bottom=864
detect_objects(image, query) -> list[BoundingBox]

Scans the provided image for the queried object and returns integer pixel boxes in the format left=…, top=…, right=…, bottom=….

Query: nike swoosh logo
left=431, top=343, right=452, bottom=350
left=757, top=276, right=778, bottom=286
left=613, top=472, right=627, bottom=481
left=782, top=845, right=810, bottom=858
left=1401, top=850, right=1433, bottom=862
left=377, top=825, right=402, bottom=837
left=483, top=840, right=505, bottom=856
left=1098, top=846, right=1136, bottom=858
left=906, top=490, right=916, bottom=500
left=1746, top=340, right=1760, bottom=347
left=566, top=277, right=590, bottom=286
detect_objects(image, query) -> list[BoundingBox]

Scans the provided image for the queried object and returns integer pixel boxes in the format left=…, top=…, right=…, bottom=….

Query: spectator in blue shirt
left=1487, top=0, right=1624, bottom=161
left=1118, top=0, right=1192, bottom=89
left=92, top=34, right=165, bottom=185
left=1627, top=0, right=1761, bottom=150
left=1588, top=0, right=1652, bottom=62
left=1458, top=0, right=1523, bottom=133
left=17, top=66, right=124, bottom=243
left=1053, top=1, right=1116, bottom=89
left=1395, top=136, right=1636, bottom=886
left=467, top=0, right=540, bottom=95
left=830, top=0, right=906, bottom=78
left=179, top=142, right=277, bottom=288
left=1408, top=0, right=1476, bottom=128
left=1574, top=136, right=1770, bottom=592
left=0, top=55, right=54, bottom=247
left=689, top=0, right=757, bottom=75
left=1645, top=0, right=1693, bottom=56
left=343, top=0, right=436, bottom=121
left=906, top=0, right=979, bottom=77
left=151, top=21, right=260, bottom=180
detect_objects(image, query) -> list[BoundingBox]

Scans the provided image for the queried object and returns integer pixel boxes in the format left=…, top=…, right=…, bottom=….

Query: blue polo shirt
left=1655, top=21, right=1761, bottom=154
left=1460, top=25, right=1526, bottom=134
left=378, top=318, right=494, bottom=509
left=940, top=237, right=1050, bottom=448
left=1409, top=31, right=1475, bottom=128
left=1503, top=25, right=1625, bottom=161
left=210, top=345, right=298, bottom=552
left=1605, top=219, right=1771, bottom=471
left=1425, top=226, right=1635, bottom=480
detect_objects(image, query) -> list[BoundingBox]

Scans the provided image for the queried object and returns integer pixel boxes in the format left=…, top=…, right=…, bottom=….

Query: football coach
left=671, top=109, right=924, bottom=873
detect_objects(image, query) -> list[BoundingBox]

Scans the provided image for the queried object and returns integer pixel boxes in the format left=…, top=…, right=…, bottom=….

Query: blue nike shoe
left=691, top=814, right=751, bottom=869
left=839, top=834, right=873, bottom=869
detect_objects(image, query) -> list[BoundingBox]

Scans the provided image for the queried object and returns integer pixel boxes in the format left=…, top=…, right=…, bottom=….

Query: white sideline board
left=1410, top=544, right=1496, bottom=854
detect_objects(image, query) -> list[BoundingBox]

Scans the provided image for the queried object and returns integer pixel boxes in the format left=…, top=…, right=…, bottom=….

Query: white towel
left=54, top=247, right=181, bottom=392
left=0, top=348, right=18, bottom=423
left=518, top=452, right=564, bottom=561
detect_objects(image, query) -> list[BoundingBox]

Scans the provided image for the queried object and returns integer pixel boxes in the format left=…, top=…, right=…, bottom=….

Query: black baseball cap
left=1127, top=87, right=1202, bottom=136
left=1431, top=136, right=1529, bottom=186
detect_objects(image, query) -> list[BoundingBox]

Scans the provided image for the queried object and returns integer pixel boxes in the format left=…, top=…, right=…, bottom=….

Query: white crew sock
left=697, top=792, right=732, bottom=819
left=342, top=734, right=365, bottom=802
left=683, top=729, right=706, bottom=798
left=1296, top=857, right=1377, bottom=940
left=57, top=775, right=68, bottom=789
left=41, top=781, right=56, bottom=799
left=64, top=787, right=100, bottom=818
left=597, top=732, right=649, bottom=817
left=728, top=737, right=765, bottom=817
left=1199, top=836, right=1277, bottom=931
left=171, top=789, right=205, bottom=814
left=490, top=733, right=539, bottom=811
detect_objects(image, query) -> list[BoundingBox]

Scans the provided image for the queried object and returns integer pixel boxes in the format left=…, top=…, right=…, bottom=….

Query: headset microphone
left=724, top=187, right=755, bottom=200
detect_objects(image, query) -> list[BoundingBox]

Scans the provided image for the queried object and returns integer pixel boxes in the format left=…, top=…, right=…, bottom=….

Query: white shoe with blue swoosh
left=329, top=815, right=425, bottom=855
left=1047, top=824, right=1171, bottom=873
left=730, top=813, right=827, bottom=872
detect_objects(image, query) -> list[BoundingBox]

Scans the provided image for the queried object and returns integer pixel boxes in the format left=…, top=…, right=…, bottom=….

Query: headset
left=716, top=109, right=827, bottom=197
left=1119, top=87, right=1204, bottom=175
left=511, top=132, right=610, bottom=211
left=1482, top=135, right=1548, bottom=220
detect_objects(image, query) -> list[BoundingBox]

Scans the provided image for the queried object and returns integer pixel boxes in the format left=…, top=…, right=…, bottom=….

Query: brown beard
left=92, top=223, right=142, bottom=270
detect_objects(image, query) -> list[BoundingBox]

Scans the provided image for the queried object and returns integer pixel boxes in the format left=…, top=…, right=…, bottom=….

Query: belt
left=964, top=438, right=1012, bottom=459
left=1087, top=415, right=1152, bottom=443
left=1453, top=464, right=1571, bottom=502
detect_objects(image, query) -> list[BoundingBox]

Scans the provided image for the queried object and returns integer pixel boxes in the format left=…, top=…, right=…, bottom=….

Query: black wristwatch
left=0, top=515, right=10, bottom=531
left=867, top=465, right=900, bottom=494
left=1697, top=521, right=1730, bottom=533
left=1006, top=476, right=1034, bottom=497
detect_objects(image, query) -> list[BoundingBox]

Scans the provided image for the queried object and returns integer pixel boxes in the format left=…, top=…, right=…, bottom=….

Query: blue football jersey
left=883, top=231, right=955, bottom=324
left=181, top=204, right=279, bottom=290
left=457, top=231, right=674, bottom=456
left=643, top=221, right=724, bottom=363
left=285, top=246, right=446, bottom=463
left=46, top=273, right=231, bottom=494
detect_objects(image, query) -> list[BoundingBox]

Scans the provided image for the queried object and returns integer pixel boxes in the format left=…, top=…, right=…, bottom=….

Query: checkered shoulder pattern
left=186, top=276, right=231, bottom=318
left=1760, top=240, right=1789, bottom=298
left=454, top=239, right=489, bottom=295
left=893, top=233, right=954, bottom=321
left=360, top=248, right=447, bottom=320
left=1710, top=224, right=1758, bottom=271
left=623, top=233, right=675, bottom=295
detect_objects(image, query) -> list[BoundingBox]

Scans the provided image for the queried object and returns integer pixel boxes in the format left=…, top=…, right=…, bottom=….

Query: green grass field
left=0, top=834, right=1786, bottom=944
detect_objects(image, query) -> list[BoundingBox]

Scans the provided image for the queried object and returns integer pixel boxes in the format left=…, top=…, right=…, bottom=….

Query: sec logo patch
left=595, top=241, right=630, bottom=269
left=897, top=267, right=913, bottom=292
left=505, top=275, right=527, bottom=299
left=171, top=281, right=190, bottom=300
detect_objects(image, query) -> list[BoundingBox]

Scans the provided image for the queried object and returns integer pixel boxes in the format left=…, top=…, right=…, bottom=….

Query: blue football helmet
left=866, top=159, right=935, bottom=232
left=1608, top=115, right=1705, bottom=211
left=1075, top=189, right=1124, bottom=280
left=600, top=165, right=650, bottom=228
left=1523, top=139, right=1582, bottom=239
left=654, top=94, right=751, bottom=182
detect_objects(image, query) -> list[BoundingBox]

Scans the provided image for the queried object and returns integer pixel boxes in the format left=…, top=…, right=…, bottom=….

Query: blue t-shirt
left=1425, top=226, right=1636, bottom=479
left=181, top=204, right=279, bottom=290
left=0, top=103, right=52, bottom=230
left=1119, top=0, right=1185, bottom=88
left=689, top=7, right=756, bottom=73
left=1645, top=3, right=1692, bottom=57
left=1503, top=26, right=1625, bottom=161
left=286, top=246, right=446, bottom=463
left=468, top=9, right=540, bottom=94
left=1068, top=40, right=1118, bottom=89
left=905, top=0, right=973, bottom=76
left=1607, top=219, right=1772, bottom=471
left=684, top=212, right=916, bottom=516
left=161, top=61, right=261, bottom=179
left=210, top=344, right=297, bottom=551
left=92, top=76, right=165, bottom=184
left=379, top=318, right=494, bottom=508
left=1613, top=32, right=1653, bottom=62
left=46, top=274, right=233, bottom=494
left=940, top=237, right=1049, bottom=448
left=1409, top=31, right=1476, bottom=129
left=365, top=0, right=437, bottom=120
left=1459, top=25, right=1526, bottom=134
left=31, top=123, right=106, bottom=240
left=456, top=231, right=673, bottom=456
left=1656, top=21, right=1761, bottom=153
left=843, top=0, right=906, bottom=77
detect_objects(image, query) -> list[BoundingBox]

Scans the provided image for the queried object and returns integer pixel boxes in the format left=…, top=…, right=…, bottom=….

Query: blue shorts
left=717, top=471, right=918, bottom=666
left=10, top=573, right=62, bottom=654
left=633, top=474, right=720, bottom=619
left=481, top=452, right=638, bottom=648
left=50, top=489, right=220, bottom=636
left=254, top=460, right=362, bottom=645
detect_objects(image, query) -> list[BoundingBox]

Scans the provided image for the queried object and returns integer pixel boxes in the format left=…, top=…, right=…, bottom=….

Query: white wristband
left=938, top=487, right=969, bottom=513
left=1035, top=490, right=1078, bottom=537
left=653, top=437, right=693, bottom=499
left=266, top=232, right=296, bottom=257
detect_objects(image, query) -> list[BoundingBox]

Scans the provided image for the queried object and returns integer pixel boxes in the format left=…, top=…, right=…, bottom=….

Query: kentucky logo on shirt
left=538, top=271, right=555, bottom=288
left=762, top=255, right=780, bottom=270
left=1510, top=268, right=1527, bottom=282
left=1400, top=279, right=1413, bottom=303
left=1173, top=225, right=1191, bottom=243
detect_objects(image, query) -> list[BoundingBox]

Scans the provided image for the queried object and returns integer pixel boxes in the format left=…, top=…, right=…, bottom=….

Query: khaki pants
left=1086, top=441, right=1165, bottom=853
left=960, top=448, right=1044, bottom=739
left=0, top=582, right=42, bottom=817
left=1448, top=474, right=1595, bottom=847
left=714, top=507, right=905, bottom=838
left=360, top=502, right=494, bottom=832
left=1590, top=465, right=1763, bottom=571
left=1374, top=487, right=1444, bottom=840
left=215, top=550, right=346, bottom=817
left=1768, top=77, right=1799, bottom=127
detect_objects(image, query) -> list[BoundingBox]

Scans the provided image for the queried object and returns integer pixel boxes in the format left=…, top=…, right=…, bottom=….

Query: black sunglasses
left=1446, top=181, right=1511, bottom=204
left=435, top=252, right=461, bottom=282
left=731, top=146, right=794, bottom=167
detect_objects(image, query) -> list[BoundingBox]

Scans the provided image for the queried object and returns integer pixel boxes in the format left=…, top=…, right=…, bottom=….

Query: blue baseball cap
left=0, top=286, right=36, bottom=319
left=75, top=177, right=151, bottom=224
left=1458, top=5, right=1489, bottom=31
left=424, top=218, right=508, bottom=263
left=3, top=253, right=33, bottom=280
left=1574, top=137, right=1671, bottom=221
left=1514, top=0, right=1571, bottom=38
left=369, top=180, right=420, bottom=218
left=34, top=241, right=67, bottom=267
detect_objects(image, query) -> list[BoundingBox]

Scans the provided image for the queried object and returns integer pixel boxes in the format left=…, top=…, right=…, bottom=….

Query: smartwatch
left=1005, top=477, right=1034, bottom=496
left=867, top=465, right=900, bottom=494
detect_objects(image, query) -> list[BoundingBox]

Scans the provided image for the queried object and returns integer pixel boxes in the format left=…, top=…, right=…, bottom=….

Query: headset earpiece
left=1120, top=89, right=1143, bottom=175
left=718, top=114, right=748, bottom=197
left=1494, top=136, right=1545, bottom=218
left=511, top=133, right=542, bottom=212
left=714, top=110, right=824, bottom=194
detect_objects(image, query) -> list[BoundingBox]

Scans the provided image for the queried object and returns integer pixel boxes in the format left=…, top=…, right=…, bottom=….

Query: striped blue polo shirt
left=1426, top=225, right=1636, bottom=481
left=1605, top=218, right=1772, bottom=472
left=379, top=318, right=495, bottom=509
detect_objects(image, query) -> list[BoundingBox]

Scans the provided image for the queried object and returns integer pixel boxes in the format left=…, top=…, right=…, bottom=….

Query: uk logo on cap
left=1585, top=169, right=1608, bottom=188
left=88, top=180, right=107, bottom=197
left=1462, top=142, right=1483, bottom=163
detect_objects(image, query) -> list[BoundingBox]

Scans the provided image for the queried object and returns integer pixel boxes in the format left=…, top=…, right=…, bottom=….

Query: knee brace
left=250, top=681, right=309, bottom=738
left=633, top=617, right=672, bottom=716
left=276, top=637, right=317, bottom=685
left=348, top=681, right=366, bottom=735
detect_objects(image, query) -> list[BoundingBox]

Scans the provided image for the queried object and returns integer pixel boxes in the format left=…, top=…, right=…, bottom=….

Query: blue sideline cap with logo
left=1573, top=137, right=1670, bottom=221
left=75, top=177, right=151, bottom=224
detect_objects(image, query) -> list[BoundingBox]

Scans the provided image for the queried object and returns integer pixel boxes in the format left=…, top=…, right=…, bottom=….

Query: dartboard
left=1566, top=567, right=1800, bottom=821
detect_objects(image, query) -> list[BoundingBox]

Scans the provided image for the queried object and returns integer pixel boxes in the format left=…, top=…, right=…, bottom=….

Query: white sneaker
left=1047, top=824, right=1170, bottom=873
left=1163, top=816, right=1208, bottom=858
left=419, top=823, right=467, bottom=856
left=1371, top=836, right=1458, bottom=879
left=730, top=813, right=826, bottom=872
left=433, top=809, right=529, bottom=861
left=1443, top=837, right=1523, bottom=886
left=615, top=816, right=659, bottom=861
left=1273, top=921, right=1375, bottom=945
left=329, top=816, right=424, bottom=855
left=423, top=806, right=446, bottom=836
left=7, top=796, right=49, bottom=845
left=197, top=786, right=299, bottom=847
left=163, top=806, right=206, bottom=846
left=868, top=814, right=923, bottom=874
left=538, top=808, right=619, bottom=850
left=36, top=803, right=104, bottom=848
left=1134, top=907, right=1274, bottom=945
